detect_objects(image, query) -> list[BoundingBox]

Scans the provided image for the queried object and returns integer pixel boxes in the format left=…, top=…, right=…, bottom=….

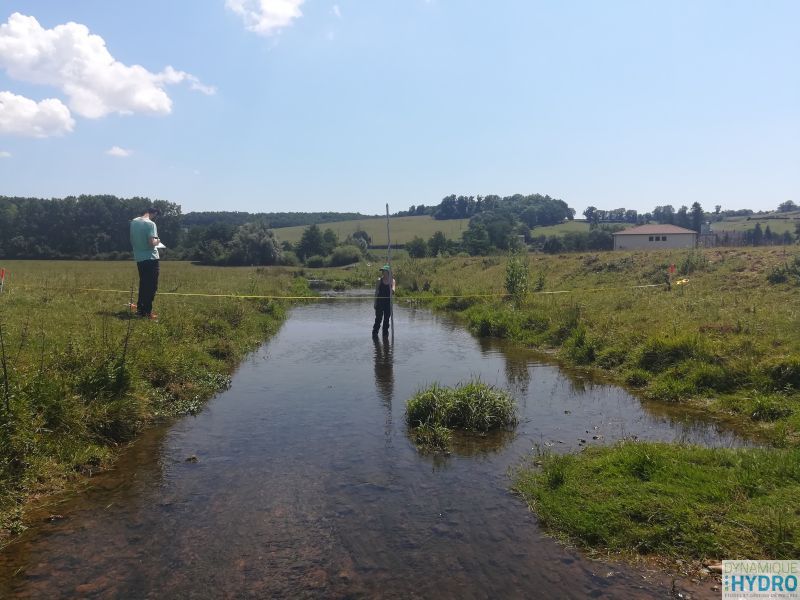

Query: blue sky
left=0, top=1, right=797, bottom=216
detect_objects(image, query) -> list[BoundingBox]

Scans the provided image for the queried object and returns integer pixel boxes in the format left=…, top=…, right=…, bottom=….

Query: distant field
left=272, top=216, right=470, bottom=245
left=530, top=221, right=591, bottom=235
left=273, top=213, right=800, bottom=244
left=711, top=215, right=800, bottom=234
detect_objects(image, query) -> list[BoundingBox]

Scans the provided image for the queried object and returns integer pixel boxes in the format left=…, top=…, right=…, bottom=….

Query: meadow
left=3, top=249, right=799, bottom=564
left=0, top=260, right=310, bottom=541
left=709, top=214, right=800, bottom=234
left=272, top=215, right=470, bottom=245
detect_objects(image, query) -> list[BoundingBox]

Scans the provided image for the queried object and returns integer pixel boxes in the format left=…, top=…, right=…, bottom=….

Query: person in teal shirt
left=130, top=207, right=161, bottom=319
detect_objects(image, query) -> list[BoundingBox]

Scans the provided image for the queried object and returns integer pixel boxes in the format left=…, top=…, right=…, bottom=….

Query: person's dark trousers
left=136, top=259, right=160, bottom=316
left=373, top=304, right=391, bottom=335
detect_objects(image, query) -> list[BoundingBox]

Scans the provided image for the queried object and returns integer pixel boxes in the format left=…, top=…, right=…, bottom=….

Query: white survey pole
left=386, top=203, right=394, bottom=337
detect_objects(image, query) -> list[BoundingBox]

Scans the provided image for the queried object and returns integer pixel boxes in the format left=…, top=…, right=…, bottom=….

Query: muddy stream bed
left=0, top=299, right=744, bottom=598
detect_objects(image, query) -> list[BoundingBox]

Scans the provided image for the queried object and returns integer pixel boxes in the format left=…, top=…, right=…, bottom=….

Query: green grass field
left=272, top=215, right=470, bottom=245
left=529, top=220, right=592, bottom=235
left=0, top=260, right=309, bottom=542
left=710, top=215, right=800, bottom=234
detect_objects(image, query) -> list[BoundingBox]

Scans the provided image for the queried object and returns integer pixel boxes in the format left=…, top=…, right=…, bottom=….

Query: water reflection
left=372, top=333, right=394, bottom=406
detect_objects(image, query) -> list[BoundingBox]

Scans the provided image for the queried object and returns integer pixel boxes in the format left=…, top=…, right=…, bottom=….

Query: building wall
left=613, top=233, right=697, bottom=250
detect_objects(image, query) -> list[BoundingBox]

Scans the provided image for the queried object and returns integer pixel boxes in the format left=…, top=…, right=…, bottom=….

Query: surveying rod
left=386, top=203, right=394, bottom=337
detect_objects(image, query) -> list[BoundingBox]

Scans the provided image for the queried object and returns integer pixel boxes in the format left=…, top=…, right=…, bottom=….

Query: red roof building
left=612, top=224, right=698, bottom=250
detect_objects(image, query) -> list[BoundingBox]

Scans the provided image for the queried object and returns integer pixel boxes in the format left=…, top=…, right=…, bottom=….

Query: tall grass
left=0, top=260, right=304, bottom=541
left=406, top=380, right=517, bottom=451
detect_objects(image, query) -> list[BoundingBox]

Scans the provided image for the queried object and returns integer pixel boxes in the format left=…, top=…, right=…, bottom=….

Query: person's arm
left=148, top=222, right=160, bottom=248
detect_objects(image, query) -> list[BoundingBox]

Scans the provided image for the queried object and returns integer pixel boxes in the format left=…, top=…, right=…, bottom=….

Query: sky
left=0, top=1, right=797, bottom=217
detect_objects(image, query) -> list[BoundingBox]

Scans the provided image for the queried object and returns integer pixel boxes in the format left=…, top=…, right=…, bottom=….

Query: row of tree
left=0, top=195, right=182, bottom=259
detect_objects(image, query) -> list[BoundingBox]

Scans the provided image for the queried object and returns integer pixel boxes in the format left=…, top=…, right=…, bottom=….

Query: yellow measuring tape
left=68, top=283, right=666, bottom=301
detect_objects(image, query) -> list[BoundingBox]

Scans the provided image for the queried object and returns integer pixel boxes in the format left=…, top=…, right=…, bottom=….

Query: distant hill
left=181, top=211, right=375, bottom=229
left=272, top=215, right=471, bottom=246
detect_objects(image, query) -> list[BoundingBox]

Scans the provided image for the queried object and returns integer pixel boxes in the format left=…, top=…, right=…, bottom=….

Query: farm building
left=612, top=224, right=697, bottom=250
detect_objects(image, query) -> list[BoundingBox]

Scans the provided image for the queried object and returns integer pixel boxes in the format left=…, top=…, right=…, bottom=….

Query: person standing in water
left=373, top=265, right=396, bottom=337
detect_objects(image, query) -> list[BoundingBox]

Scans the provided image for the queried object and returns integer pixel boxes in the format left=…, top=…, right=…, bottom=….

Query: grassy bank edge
left=512, top=442, right=800, bottom=562
left=0, top=269, right=313, bottom=546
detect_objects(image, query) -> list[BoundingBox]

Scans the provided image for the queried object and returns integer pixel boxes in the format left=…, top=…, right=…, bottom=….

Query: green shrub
left=328, top=245, right=362, bottom=267
left=305, top=255, right=325, bottom=268
left=505, top=253, right=529, bottom=302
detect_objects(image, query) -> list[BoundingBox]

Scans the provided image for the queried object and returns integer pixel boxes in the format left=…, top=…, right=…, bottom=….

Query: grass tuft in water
left=406, top=380, right=517, bottom=452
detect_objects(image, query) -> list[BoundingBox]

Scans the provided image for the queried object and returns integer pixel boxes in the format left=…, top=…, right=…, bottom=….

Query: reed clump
left=406, top=380, right=517, bottom=451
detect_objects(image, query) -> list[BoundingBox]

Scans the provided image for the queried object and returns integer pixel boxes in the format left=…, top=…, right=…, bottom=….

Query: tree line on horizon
left=0, top=194, right=796, bottom=264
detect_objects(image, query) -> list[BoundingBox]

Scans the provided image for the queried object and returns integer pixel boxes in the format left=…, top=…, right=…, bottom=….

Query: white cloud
left=0, top=151, right=11, bottom=158
left=332, top=5, right=342, bottom=19
left=0, top=13, right=215, bottom=120
left=0, top=91, right=75, bottom=137
left=226, top=0, right=305, bottom=36
left=106, top=146, right=132, bottom=157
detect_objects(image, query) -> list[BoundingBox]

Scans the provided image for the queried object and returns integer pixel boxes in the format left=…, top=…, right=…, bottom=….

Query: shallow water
left=0, top=299, right=740, bottom=598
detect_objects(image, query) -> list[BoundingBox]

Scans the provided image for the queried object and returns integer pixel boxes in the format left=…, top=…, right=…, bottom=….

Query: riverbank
left=513, top=442, right=800, bottom=560
left=0, top=261, right=308, bottom=543
left=319, top=247, right=800, bottom=566
left=386, top=247, right=800, bottom=447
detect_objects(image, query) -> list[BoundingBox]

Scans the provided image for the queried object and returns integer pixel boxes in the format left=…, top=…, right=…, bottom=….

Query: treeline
left=0, top=195, right=182, bottom=259
left=396, top=193, right=574, bottom=226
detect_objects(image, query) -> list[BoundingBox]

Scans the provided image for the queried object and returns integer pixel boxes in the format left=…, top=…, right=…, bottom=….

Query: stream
left=0, top=299, right=742, bottom=598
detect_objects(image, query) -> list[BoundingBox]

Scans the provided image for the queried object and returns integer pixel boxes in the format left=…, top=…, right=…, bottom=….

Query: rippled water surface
left=0, top=300, right=740, bottom=598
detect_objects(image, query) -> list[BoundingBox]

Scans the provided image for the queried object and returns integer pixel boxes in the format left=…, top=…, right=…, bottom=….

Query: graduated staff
left=373, top=264, right=396, bottom=337
left=129, top=206, right=161, bottom=320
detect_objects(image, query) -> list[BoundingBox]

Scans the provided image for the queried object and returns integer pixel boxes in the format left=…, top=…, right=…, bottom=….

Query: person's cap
left=380, top=264, right=391, bottom=271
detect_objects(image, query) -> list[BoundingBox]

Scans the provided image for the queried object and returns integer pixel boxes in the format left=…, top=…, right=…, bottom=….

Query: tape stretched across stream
left=0, top=297, right=737, bottom=599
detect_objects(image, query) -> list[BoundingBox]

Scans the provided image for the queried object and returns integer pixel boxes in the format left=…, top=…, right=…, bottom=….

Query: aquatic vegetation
left=406, top=380, right=517, bottom=452
left=514, top=442, right=800, bottom=560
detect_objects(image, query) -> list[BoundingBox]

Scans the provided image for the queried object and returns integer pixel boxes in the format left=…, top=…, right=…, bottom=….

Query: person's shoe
left=148, top=313, right=159, bottom=321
